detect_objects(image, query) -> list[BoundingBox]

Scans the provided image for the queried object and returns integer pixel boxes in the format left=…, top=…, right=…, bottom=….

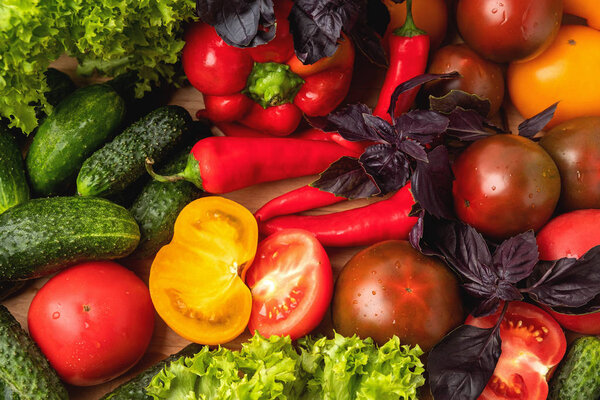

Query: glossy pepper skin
left=373, top=0, right=430, bottom=121
left=185, top=0, right=355, bottom=136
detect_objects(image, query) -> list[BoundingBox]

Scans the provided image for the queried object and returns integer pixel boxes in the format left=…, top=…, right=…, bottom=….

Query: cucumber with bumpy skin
left=77, top=105, right=192, bottom=198
left=0, top=126, right=29, bottom=214
left=0, top=305, right=68, bottom=399
left=0, top=196, right=140, bottom=281
left=549, top=336, right=600, bottom=400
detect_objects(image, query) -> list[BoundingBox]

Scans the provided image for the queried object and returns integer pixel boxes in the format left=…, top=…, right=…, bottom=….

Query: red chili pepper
left=146, top=137, right=358, bottom=194
left=259, top=183, right=418, bottom=247
left=215, top=123, right=274, bottom=138
left=183, top=0, right=355, bottom=136
left=372, top=0, right=430, bottom=121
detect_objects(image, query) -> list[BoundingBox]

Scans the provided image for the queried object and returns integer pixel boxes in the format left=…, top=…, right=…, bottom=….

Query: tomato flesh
left=246, top=229, right=333, bottom=340
left=466, top=302, right=566, bottom=400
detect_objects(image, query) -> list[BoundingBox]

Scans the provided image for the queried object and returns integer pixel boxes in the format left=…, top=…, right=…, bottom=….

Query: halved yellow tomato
left=149, top=197, right=258, bottom=345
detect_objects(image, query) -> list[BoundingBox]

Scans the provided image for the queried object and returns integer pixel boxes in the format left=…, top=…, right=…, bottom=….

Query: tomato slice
left=466, top=302, right=566, bottom=400
left=245, top=229, right=333, bottom=340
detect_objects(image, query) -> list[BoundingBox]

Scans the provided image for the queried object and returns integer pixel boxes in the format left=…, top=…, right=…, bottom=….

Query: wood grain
left=2, top=53, right=526, bottom=399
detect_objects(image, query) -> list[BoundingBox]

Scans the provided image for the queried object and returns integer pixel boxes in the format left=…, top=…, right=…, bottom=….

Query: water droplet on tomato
left=491, top=8, right=498, bottom=13
left=372, top=291, right=377, bottom=295
left=357, top=293, right=361, bottom=297
left=352, top=300, right=358, bottom=305
left=52, top=312, right=60, bottom=319
left=491, top=186, right=496, bottom=191
left=529, top=193, right=533, bottom=198
left=84, top=322, right=89, bottom=329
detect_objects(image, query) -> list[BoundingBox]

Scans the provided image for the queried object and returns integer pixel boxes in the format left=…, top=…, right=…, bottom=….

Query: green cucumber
left=129, top=145, right=204, bottom=259
left=100, top=343, right=202, bottom=400
left=26, top=84, right=125, bottom=196
left=0, top=196, right=140, bottom=281
left=0, top=305, right=68, bottom=399
left=77, top=105, right=192, bottom=197
left=549, top=336, right=600, bottom=400
left=0, top=126, right=29, bottom=214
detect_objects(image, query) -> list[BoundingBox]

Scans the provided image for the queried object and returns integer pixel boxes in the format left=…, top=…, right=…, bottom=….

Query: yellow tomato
left=508, top=25, right=600, bottom=129
left=564, top=0, right=600, bottom=30
left=149, top=196, right=258, bottom=345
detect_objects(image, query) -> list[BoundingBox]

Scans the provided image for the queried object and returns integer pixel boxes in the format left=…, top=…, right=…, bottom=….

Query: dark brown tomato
left=424, top=44, right=505, bottom=116
left=456, top=0, right=563, bottom=63
left=331, top=240, right=463, bottom=352
left=453, top=134, right=561, bottom=240
left=539, top=116, right=600, bottom=211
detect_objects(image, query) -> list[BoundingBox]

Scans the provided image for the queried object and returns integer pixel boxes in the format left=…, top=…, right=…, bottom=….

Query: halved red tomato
left=245, top=229, right=333, bottom=339
left=466, top=302, right=566, bottom=400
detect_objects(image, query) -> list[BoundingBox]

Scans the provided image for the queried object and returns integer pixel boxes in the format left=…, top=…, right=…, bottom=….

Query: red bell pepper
left=185, top=0, right=355, bottom=136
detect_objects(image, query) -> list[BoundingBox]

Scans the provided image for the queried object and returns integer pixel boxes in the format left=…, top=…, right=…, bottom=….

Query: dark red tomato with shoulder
left=453, top=134, right=561, bottom=240
left=245, top=229, right=333, bottom=340
left=456, top=0, right=563, bottom=63
left=540, top=116, right=600, bottom=211
left=466, top=302, right=566, bottom=400
left=332, top=240, right=464, bottom=352
left=536, top=209, right=600, bottom=334
left=28, top=261, right=155, bottom=386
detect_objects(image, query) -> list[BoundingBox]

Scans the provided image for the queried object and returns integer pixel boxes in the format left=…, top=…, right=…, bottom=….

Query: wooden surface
left=2, top=54, right=525, bottom=399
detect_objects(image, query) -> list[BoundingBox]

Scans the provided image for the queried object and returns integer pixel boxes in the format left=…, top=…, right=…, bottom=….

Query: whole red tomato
left=536, top=209, right=600, bottom=334
left=424, top=44, right=505, bottom=116
left=456, top=0, right=563, bottom=63
left=540, top=117, right=600, bottom=211
left=452, top=134, right=561, bottom=240
left=332, top=240, right=463, bottom=352
left=466, top=302, right=566, bottom=400
left=28, top=261, right=155, bottom=386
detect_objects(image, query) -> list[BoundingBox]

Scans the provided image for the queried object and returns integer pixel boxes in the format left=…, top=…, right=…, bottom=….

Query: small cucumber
left=0, top=305, right=68, bottom=399
left=26, top=84, right=125, bottom=196
left=549, top=336, right=600, bottom=400
left=77, top=105, right=192, bottom=198
left=0, top=197, right=140, bottom=281
left=100, top=343, right=202, bottom=400
left=0, top=125, right=29, bottom=214
left=129, top=145, right=204, bottom=258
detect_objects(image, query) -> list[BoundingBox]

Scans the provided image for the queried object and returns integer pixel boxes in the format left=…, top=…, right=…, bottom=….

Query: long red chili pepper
left=255, top=185, right=347, bottom=222
left=372, top=0, right=429, bottom=121
left=259, top=183, right=418, bottom=247
left=146, top=137, right=358, bottom=194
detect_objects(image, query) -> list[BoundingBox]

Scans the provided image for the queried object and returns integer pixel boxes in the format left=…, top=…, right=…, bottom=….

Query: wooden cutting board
left=1, top=53, right=525, bottom=399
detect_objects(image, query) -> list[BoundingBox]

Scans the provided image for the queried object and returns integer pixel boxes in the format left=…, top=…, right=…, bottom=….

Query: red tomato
left=245, top=229, right=333, bottom=340
left=28, top=261, right=155, bottom=386
left=466, top=302, right=566, bottom=400
left=536, top=209, right=600, bottom=334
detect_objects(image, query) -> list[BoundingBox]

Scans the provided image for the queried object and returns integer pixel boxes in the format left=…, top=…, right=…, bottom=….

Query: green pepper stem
left=394, top=0, right=426, bottom=37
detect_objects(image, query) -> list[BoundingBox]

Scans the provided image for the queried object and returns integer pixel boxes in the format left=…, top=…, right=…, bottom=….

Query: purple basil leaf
left=399, top=139, right=428, bottom=162
left=492, top=231, right=539, bottom=283
left=197, top=0, right=276, bottom=47
left=550, top=294, right=600, bottom=315
left=289, top=0, right=363, bottom=65
left=472, top=297, right=502, bottom=318
left=310, top=103, right=380, bottom=142
left=518, top=102, right=559, bottom=139
left=359, top=143, right=411, bottom=194
left=446, top=108, right=497, bottom=142
left=428, top=324, right=502, bottom=400
left=526, top=245, right=600, bottom=308
left=388, top=72, right=460, bottom=120
left=429, top=90, right=491, bottom=117
left=408, top=209, right=425, bottom=251
left=411, top=146, right=454, bottom=219
left=395, top=110, right=450, bottom=145
left=348, top=15, right=388, bottom=67
left=362, top=114, right=396, bottom=143
left=310, top=156, right=380, bottom=199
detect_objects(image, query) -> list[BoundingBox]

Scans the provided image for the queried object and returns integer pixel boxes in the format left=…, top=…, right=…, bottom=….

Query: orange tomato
left=508, top=25, right=600, bottom=129
left=287, top=33, right=355, bottom=78
left=564, top=0, right=600, bottom=30
left=149, top=197, right=258, bottom=345
left=383, top=0, right=448, bottom=50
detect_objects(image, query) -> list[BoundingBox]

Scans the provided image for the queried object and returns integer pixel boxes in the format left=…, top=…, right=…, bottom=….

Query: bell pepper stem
left=394, top=0, right=426, bottom=38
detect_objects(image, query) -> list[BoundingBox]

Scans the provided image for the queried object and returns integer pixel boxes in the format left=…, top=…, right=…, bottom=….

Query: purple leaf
left=348, top=14, right=388, bottom=67
left=518, top=102, right=559, bottom=139
left=428, top=324, right=502, bottom=400
left=492, top=231, right=539, bottom=283
left=408, top=209, right=425, bottom=251
left=411, top=146, right=454, bottom=219
left=429, top=90, right=491, bottom=117
left=446, top=108, right=497, bottom=142
left=289, top=0, right=363, bottom=64
left=526, top=245, right=600, bottom=308
left=359, top=143, right=411, bottom=194
left=395, top=110, right=449, bottom=145
left=399, top=140, right=428, bottom=162
left=197, top=0, right=276, bottom=47
left=309, top=103, right=380, bottom=142
left=388, top=72, right=460, bottom=120
left=310, top=156, right=381, bottom=199
left=362, top=114, right=396, bottom=143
